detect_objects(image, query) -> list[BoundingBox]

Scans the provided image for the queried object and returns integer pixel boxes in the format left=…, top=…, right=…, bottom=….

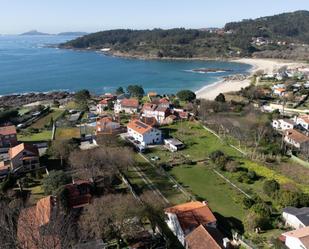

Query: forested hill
left=225, top=10, right=309, bottom=44
left=60, top=11, right=309, bottom=60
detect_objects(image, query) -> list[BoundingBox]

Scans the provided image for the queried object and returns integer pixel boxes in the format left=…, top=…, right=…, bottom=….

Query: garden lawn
left=146, top=121, right=238, bottom=164
left=55, top=127, right=81, bottom=140
left=135, top=155, right=189, bottom=205
left=31, top=109, right=64, bottom=129
left=171, top=164, right=246, bottom=221
left=18, top=130, right=52, bottom=142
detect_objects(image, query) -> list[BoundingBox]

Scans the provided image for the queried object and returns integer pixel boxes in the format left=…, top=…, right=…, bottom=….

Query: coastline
left=195, top=58, right=308, bottom=100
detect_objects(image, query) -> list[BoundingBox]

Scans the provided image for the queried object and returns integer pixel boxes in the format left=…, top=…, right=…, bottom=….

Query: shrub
left=244, top=211, right=270, bottom=232
left=0, top=174, right=16, bottom=192
left=247, top=170, right=258, bottom=181
left=237, top=172, right=253, bottom=184
left=209, top=150, right=229, bottom=170
left=42, top=170, right=70, bottom=195
left=243, top=197, right=255, bottom=209
left=251, top=202, right=272, bottom=217
left=176, top=90, right=196, bottom=102
left=263, top=179, right=280, bottom=196
left=225, top=161, right=239, bottom=172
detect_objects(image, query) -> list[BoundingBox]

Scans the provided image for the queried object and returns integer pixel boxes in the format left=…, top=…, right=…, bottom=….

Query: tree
left=263, top=180, right=280, bottom=196
left=140, top=191, right=167, bottom=232
left=251, top=202, right=272, bottom=217
left=115, top=87, right=124, bottom=95
left=176, top=90, right=196, bottom=102
left=49, top=139, right=79, bottom=166
left=215, top=93, right=226, bottom=103
left=79, top=194, right=143, bottom=241
left=126, top=85, right=145, bottom=98
left=74, top=89, right=90, bottom=111
left=42, top=170, right=71, bottom=195
left=275, top=190, right=301, bottom=208
left=243, top=211, right=269, bottom=232
left=75, top=89, right=90, bottom=102
left=69, top=147, right=134, bottom=182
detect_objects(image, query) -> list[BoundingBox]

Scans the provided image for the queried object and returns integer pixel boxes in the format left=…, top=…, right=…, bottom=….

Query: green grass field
left=55, top=127, right=81, bottom=140
left=171, top=165, right=246, bottom=220
left=31, top=109, right=64, bottom=129
left=18, top=130, right=52, bottom=142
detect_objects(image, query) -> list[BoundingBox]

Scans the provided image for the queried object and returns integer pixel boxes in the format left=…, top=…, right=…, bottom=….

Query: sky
left=0, top=0, right=309, bottom=34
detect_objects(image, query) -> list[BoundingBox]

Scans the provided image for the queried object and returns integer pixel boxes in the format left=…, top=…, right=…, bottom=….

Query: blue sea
left=0, top=35, right=251, bottom=95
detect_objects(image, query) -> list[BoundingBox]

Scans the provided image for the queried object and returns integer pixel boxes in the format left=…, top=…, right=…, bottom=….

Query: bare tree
left=69, top=147, right=134, bottom=182
left=49, top=139, right=79, bottom=166
left=0, top=196, right=76, bottom=249
left=78, top=194, right=143, bottom=241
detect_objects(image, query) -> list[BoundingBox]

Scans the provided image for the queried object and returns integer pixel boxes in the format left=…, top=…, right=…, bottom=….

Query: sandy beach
left=196, top=58, right=307, bottom=100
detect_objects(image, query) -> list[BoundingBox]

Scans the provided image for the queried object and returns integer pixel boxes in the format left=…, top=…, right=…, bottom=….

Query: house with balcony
left=9, top=143, right=40, bottom=173
left=0, top=125, right=18, bottom=151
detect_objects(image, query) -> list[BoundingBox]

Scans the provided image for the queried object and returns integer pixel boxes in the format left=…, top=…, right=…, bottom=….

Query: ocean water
left=0, top=35, right=251, bottom=95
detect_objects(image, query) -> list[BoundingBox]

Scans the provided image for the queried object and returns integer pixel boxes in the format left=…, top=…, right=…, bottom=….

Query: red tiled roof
left=121, top=98, right=139, bottom=108
left=285, top=129, right=309, bottom=144
left=282, top=226, right=309, bottom=248
left=99, top=98, right=113, bottom=105
left=142, top=103, right=157, bottom=112
left=97, top=117, right=113, bottom=124
left=127, top=119, right=153, bottom=135
left=64, top=181, right=92, bottom=208
left=165, top=201, right=216, bottom=233
left=0, top=125, right=16, bottom=136
left=17, top=196, right=60, bottom=249
left=299, top=115, right=309, bottom=124
left=9, top=143, right=39, bottom=160
left=185, top=225, right=222, bottom=249
left=159, top=98, right=170, bottom=104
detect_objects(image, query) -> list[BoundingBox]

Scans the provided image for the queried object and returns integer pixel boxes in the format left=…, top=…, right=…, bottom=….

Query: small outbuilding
left=164, top=138, right=185, bottom=152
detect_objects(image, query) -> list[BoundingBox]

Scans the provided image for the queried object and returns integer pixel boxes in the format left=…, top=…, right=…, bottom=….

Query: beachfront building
left=127, top=119, right=162, bottom=146
left=114, top=98, right=139, bottom=114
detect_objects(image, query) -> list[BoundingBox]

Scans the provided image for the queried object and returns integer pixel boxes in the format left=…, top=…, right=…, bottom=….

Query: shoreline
left=195, top=58, right=308, bottom=100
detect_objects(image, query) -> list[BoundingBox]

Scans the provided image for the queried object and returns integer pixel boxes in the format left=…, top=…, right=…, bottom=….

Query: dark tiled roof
left=283, top=207, right=309, bottom=226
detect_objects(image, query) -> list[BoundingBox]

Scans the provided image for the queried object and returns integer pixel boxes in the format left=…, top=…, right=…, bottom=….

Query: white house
left=294, top=115, right=309, bottom=131
left=283, top=207, right=309, bottom=229
left=284, top=129, right=309, bottom=150
left=141, top=103, right=170, bottom=124
left=272, top=119, right=296, bottom=131
left=96, top=98, right=113, bottom=114
left=114, top=98, right=139, bottom=114
left=127, top=119, right=162, bottom=146
left=164, top=138, right=185, bottom=152
left=164, top=201, right=217, bottom=247
left=282, top=226, right=309, bottom=249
